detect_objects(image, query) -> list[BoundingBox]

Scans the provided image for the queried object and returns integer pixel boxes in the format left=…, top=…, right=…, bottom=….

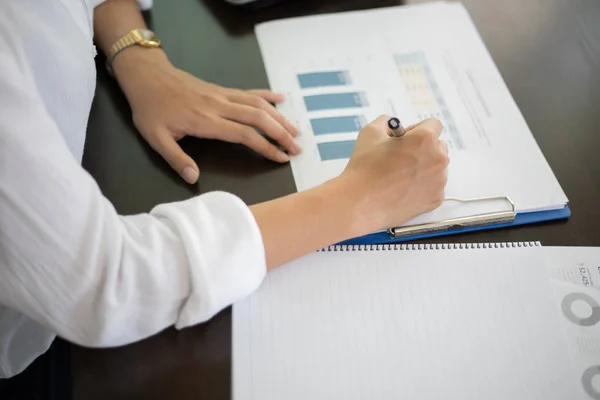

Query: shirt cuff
left=92, top=0, right=152, bottom=10
left=151, top=191, right=267, bottom=328
left=137, top=0, right=153, bottom=10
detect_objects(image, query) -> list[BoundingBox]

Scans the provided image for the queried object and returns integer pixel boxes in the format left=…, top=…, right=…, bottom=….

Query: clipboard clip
left=388, top=195, right=516, bottom=239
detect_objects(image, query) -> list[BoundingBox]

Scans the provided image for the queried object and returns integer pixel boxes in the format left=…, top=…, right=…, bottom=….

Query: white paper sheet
left=255, top=2, right=568, bottom=226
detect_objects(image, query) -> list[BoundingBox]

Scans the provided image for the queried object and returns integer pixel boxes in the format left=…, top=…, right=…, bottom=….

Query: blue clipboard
left=339, top=205, right=571, bottom=245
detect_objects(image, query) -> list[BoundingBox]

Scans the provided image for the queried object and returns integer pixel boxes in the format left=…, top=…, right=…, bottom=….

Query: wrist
left=317, top=176, right=379, bottom=239
left=111, top=45, right=170, bottom=76
left=110, top=46, right=172, bottom=97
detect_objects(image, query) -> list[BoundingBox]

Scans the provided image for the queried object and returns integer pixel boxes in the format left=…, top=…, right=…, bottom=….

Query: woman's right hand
left=250, top=114, right=448, bottom=270
left=340, top=115, right=449, bottom=235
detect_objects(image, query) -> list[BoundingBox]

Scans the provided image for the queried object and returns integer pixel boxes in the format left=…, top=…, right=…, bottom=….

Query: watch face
left=139, top=29, right=160, bottom=47
left=140, top=29, right=156, bottom=40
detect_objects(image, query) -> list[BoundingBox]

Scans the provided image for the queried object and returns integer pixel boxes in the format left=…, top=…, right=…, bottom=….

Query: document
left=255, top=2, right=568, bottom=228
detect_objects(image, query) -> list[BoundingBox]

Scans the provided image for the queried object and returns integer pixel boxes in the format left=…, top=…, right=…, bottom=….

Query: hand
left=340, top=115, right=449, bottom=233
left=112, top=49, right=301, bottom=184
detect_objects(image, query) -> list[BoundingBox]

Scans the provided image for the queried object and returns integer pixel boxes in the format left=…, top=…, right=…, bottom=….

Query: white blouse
left=0, top=0, right=266, bottom=378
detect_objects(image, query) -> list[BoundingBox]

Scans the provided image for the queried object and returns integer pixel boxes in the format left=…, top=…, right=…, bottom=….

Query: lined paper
left=233, top=247, right=589, bottom=400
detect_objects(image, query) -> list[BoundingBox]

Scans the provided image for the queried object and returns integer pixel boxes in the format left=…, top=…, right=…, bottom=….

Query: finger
left=404, top=116, right=445, bottom=133
left=220, top=102, right=301, bottom=155
left=227, top=92, right=299, bottom=137
left=212, top=118, right=291, bottom=163
left=356, top=114, right=392, bottom=144
left=247, top=89, right=286, bottom=104
left=407, top=117, right=444, bottom=139
left=369, top=114, right=393, bottom=131
left=148, top=132, right=199, bottom=184
left=404, top=122, right=420, bottom=132
left=439, top=139, right=449, bottom=156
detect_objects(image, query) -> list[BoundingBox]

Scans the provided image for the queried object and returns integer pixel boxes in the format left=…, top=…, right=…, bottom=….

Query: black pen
left=387, top=117, right=406, bottom=138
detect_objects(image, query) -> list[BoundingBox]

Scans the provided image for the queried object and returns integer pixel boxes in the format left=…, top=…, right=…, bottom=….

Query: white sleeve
left=136, top=0, right=153, bottom=10
left=0, top=52, right=266, bottom=347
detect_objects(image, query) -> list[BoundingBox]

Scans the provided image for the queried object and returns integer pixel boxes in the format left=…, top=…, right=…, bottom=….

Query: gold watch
left=106, top=28, right=162, bottom=73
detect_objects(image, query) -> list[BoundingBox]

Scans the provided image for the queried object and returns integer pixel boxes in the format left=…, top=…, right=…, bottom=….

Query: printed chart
left=297, top=52, right=463, bottom=164
left=297, top=71, right=370, bottom=161
left=394, top=52, right=464, bottom=149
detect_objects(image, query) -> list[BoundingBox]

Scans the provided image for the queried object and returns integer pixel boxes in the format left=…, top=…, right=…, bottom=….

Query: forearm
left=92, top=1, right=374, bottom=272
left=250, top=177, right=370, bottom=270
left=93, top=0, right=167, bottom=80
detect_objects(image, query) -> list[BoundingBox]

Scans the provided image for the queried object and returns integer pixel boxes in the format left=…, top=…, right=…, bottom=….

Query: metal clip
left=388, top=196, right=516, bottom=238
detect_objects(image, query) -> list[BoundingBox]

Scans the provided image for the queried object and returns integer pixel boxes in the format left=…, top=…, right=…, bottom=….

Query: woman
left=0, top=0, right=448, bottom=396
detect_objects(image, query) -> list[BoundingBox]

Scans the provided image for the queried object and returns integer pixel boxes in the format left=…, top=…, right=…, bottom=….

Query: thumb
left=356, top=114, right=391, bottom=145
left=152, top=134, right=200, bottom=184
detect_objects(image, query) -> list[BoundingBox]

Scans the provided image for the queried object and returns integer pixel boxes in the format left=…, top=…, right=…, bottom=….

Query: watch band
left=105, top=29, right=161, bottom=74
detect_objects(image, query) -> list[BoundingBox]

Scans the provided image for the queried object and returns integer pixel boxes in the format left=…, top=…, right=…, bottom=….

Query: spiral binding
left=317, top=242, right=541, bottom=252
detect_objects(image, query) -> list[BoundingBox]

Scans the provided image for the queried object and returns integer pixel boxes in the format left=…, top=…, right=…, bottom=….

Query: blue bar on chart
left=297, top=71, right=351, bottom=89
left=304, top=92, right=368, bottom=112
left=317, top=140, right=356, bottom=161
left=310, top=115, right=367, bottom=135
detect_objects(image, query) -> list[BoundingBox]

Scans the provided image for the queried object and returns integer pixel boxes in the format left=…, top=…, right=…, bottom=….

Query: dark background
left=76, top=0, right=600, bottom=398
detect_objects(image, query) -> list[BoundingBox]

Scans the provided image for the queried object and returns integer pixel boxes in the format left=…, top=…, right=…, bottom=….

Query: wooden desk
left=75, top=0, right=600, bottom=398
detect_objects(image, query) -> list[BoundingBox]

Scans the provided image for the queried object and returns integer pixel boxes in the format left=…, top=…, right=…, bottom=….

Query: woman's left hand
left=112, top=48, right=301, bottom=184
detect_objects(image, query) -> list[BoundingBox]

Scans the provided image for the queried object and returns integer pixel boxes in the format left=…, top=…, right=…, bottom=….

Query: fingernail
left=277, top=152, right=290, bottom=162
left=291, top=142, right=302, bottom=154
left=182, top=166, right=199, bottom=184
left=291, top=125, right=300, bottom=136
left=275, top=93, right=286, bottom=102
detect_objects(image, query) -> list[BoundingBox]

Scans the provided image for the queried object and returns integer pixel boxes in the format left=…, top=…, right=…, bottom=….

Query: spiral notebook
left=233, top=242, right=600, bottom=400
left=255, top=2, right=570, bottom=243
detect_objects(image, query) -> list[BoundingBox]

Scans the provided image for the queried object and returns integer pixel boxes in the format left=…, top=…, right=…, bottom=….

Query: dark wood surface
left=75, top=0, right=600, bottom=398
